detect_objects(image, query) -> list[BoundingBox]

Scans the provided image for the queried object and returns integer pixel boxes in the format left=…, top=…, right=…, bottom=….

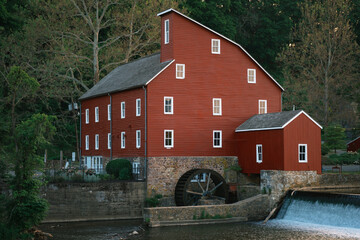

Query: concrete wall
left=144, top=194, right=270, bottom=227
left=42, top=182, right=145, bottom=223
left=147, top=156, right=238, bottom=197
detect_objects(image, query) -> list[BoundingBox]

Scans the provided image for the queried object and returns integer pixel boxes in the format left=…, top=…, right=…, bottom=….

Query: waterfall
left=276, top=191, right=360, bottom=229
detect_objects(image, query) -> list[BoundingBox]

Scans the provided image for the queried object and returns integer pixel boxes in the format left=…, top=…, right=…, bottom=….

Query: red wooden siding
left=236, top=130, right=284, bottom=174
left=347, top=137, right=360, bottom=152
left=81, top=88, right=145, bottom=158
left=283, top=113, right=321, bottom=173
left=160, top=13, right=174, bottom=63
left=146, top=12, right=282, bottom=157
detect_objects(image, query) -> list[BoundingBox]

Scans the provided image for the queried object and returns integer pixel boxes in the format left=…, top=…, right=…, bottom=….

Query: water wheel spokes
left=175, top=169, right=228, bottom=206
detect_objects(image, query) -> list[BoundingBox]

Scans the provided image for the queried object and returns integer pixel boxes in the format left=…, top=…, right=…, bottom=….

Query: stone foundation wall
left=260, top=170, right=360, bottom=207
left=147, top=156, right=238, bottom=197
left=144, top=194, right=270, bottom=227
left=42, top=182, right=145, bottom=222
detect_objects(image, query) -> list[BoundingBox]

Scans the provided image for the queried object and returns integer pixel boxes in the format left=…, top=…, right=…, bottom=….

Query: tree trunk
left=93, top=31, right=100, bottom=84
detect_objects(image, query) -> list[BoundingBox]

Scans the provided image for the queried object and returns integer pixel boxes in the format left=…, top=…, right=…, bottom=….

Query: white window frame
left=85, top=135, right=89, bottom=150
left=136, top=130, right=141, bottom=149
left=164, top=19, right=169, bottom=44
left=248, top=69, right=256, bottom=83
left=164, top=97, right=173, bottom=114
left=213, top=98, right=222, bottom=116
left=95, top=134, right=99, bottom=150
left=299, top=144, right=308, bottom=163
left=256, top=144, right=263, bottom=163
left=164, top=130, right=174, bottom=148
left=176, top=64, right=185, bottom=79
left=121, top=132, right=126, bottom=149
left=211, top=39, right=220, bottom=54
left=136, top=98, right=141, bottom=116
left=85, top=109, right=89, bottom=124
left=191, top=173, right=206, bottom=183
left=121, top=101, right=125, bottom=119
left=258, top=100, right=267, bottom=114
left=108, top=133, right=111, bottom=149
left=95, top=107, right=99, bottom=122
left=133, top=162, right=140, bottom=174
left=213, top=130, right=222, bottom=148
left=107, top=104, right=111, bottom=121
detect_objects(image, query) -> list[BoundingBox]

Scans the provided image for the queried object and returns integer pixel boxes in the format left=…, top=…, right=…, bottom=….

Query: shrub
left=106, top=159, right=132, bottom=178
left=145, top=194, right=163, bottom=207
left=71, top=174, right=84, bottom=183
left=98, top=174, right=114, bottom=181
left=321, top=144, right=330, bottom=156
left=119, top=168, right=131, bottom=180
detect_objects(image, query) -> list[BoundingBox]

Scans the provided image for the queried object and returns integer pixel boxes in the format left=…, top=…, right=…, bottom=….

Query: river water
left=41, top=219, right=360, bottom=240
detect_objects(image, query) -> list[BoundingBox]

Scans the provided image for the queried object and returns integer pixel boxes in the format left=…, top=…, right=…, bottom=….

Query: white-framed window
left=164, top=130, right=174, bottom=148
left=259, top=100, right=267, bottom=114
left=211, top=39, right=220, bottom=54
left=95, top=107, right=99, bottom=122
left=133, top=162, right=140, bottom=174
left=136, top=130, right=141, bottom=149
left=299, top=144, right=308, bottom=163
left=164, top=19, right=169, bottom=44
left=107, top=104, right=111, bottom=120
left=248, top=69, right=256, bottom=83
left=85, top=109, right=89, bottom=124
left=121, top=132, right=126, bottom=149
left=256, top=144, right=263, bottom=163
left=85, top=135, right=89, bottom=150
left=213, top=98, right=222, bottom=116
left=164, top=97, right=173, bottom=114
left=213, top=130, right=222, bottom=148
left=121, top=101, right=125, bottom=119
left=136, top=98, right=141, bottom=116
left=95, top=134, right=99, bottom=150
left=108, top=133, right=111, bottom=149
left=191, top=173, right=206, bottom=183
left=176, top=64, right=185, bottom=79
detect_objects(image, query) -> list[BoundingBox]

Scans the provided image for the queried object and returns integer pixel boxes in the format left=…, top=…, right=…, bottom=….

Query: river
left=40, top=219, right=360, bottom=240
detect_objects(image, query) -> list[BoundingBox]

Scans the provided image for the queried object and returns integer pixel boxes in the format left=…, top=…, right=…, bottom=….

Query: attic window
left=258, top=100, right=267, bottom=114
left=248, top=69, right=256, bottom=83
left=212, top=39, right=220, bottom=54
left=164, top=19, right=170, bottom=44
left=176, top=64, right=185, bottom=79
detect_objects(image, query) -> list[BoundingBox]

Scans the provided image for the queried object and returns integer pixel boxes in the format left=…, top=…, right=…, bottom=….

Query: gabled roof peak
left=235, top=110, right=322, bottom=133
left=157, top=8, right=284, bottom=91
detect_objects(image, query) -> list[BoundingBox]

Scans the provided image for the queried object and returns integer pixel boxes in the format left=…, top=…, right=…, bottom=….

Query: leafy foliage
left=328, top=152, right=360, bottom=166
left=324, top=125, right=347, bottom=153
left=0, top=113, right=56, bottom=238
left=105, top=158, right=132, bottom=179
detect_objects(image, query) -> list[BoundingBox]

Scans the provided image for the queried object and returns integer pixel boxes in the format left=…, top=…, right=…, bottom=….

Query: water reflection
left=41, top=220, right=360, bottom=240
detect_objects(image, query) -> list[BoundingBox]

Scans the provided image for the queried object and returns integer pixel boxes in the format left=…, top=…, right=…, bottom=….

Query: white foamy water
left=267, top=219, right=360, bottom=239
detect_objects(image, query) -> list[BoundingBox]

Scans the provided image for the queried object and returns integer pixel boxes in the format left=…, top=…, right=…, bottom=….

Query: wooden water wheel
left=174, top=169, right=229, bottom=206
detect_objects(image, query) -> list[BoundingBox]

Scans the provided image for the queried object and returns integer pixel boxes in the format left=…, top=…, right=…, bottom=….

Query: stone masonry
left=42, top=182, right=145, bottom=222
left=147, top=156, right=238, bottom=197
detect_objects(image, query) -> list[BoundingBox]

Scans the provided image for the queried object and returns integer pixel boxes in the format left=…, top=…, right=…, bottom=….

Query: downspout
left=108, top=93, right=113, bottom=161
left=143, top=85, right=148, bottom=199
left=142, top=86, right=147, bottom=179
left=79, top=102, right=82, bottom=168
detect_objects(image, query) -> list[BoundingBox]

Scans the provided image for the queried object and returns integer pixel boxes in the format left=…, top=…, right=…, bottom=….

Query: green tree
left=4, top=114, right=56, bottom=238
left=324, top=124, right=346, bottom=153
left=279, top=0, right=360, bottom=126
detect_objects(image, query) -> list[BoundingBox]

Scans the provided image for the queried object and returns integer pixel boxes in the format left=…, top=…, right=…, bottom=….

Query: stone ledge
left=149, top=217, right=248, bottom=227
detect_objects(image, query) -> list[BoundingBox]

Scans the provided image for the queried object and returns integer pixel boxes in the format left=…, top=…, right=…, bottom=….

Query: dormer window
left=248, top=69, right=256, bottom=83
left=212, top=39, right=220, bottom=54
left=164, top=19, right=170, bottom=44
left=176, top=64, right=185, bottom=79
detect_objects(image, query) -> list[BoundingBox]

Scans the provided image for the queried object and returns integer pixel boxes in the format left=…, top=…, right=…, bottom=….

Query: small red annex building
left=235, top=110, right=322, bottom=174
left=347, top=137, right=360, bottom=152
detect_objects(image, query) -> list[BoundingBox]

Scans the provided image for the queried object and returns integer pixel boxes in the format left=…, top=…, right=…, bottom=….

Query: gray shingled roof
left=79, top=53, right=172, bottom=100
left=235, top=110, right=304, bottom=132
